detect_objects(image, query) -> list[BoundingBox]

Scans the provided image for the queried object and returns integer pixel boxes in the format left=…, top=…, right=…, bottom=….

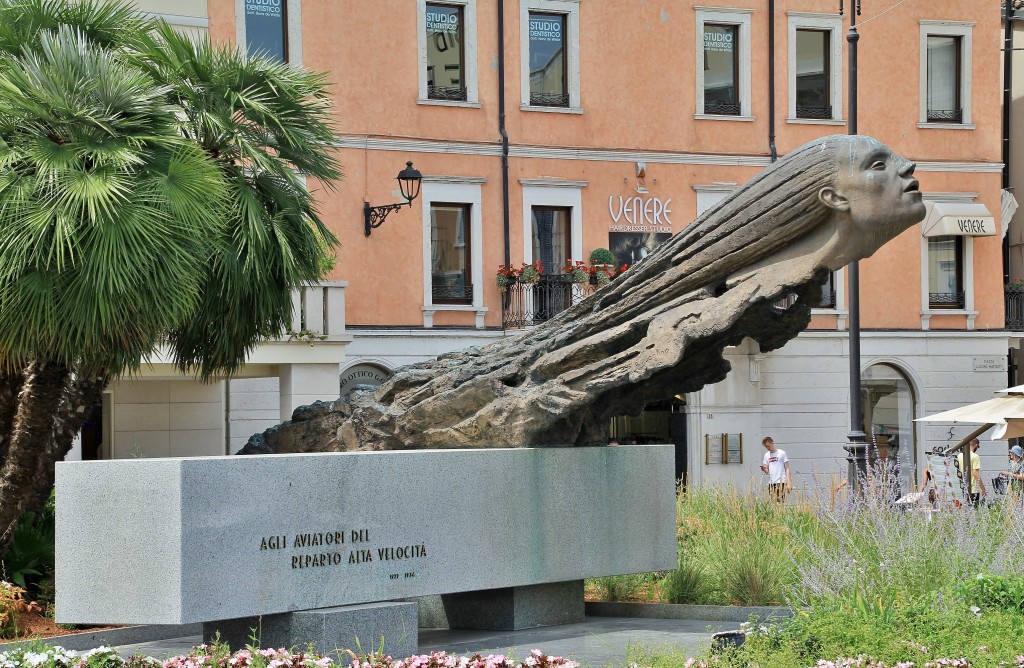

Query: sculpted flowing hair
left=602, top=134, right=845, bottom=313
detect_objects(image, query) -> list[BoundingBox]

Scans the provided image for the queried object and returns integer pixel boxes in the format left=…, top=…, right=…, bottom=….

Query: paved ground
left=111, top=617, right=736, bottom=668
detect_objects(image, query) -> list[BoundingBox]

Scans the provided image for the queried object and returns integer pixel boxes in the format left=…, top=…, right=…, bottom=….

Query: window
left=430, top=203, right=472, bottom=304
left=425, top=4, right=466, bottom=101
left=531, top=206, right=572, bottom=322
left=418, top=0, right=478, bottom=105
left=918, top=20, right=973, bottom=128
left=528, top=13, right=568, bottom=107
left=926, top=35, right=961, bottom=123
left=236, top=0, right=300, bottom=65
left=520, top=0, right=580, bottom=112
left=817, top=271, right=836, bottom=308
left=532, top=206, right=571, bottom=269
left=861, top=364, right=918, bottom=494
left=420, top=179, right=486, bottom=327
left=927, top=235, right=965, bottom=308
left=703, top=24, right=739, bottom=115
left=795, top=29, right=830, bottom=119
left=245, top=0, right=287, bottom=62
left=787, top=13, right=842, bottom=123
left=694, top=8, right=752, bottom=120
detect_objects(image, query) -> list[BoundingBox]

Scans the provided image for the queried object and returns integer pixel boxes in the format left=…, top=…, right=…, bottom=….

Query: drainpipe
left=1004, top=0, right=1013, bottom=193
left=1005, top=2, right=1014, bottom=290
left=767, top=0, right=778, bottom=162
left=498, top=0, right=511, bottom=266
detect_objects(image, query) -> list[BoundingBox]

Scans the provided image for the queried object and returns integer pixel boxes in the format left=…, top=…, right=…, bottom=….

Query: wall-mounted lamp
left=363, top=161, right=423, bottom=236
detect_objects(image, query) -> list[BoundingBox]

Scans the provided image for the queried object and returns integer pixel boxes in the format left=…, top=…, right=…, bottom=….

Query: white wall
left=688, top=330, right=1012, bottom=493
left=108, top=379, right=225, bottom=458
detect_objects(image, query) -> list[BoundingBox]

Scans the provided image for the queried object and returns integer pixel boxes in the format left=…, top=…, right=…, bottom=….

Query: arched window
left=862, top=364, right=918, bottom=492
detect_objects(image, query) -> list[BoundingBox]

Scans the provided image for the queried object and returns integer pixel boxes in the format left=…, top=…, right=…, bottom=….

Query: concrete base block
left=203, top=602, right=417, bottom=658
left=441, top=581, right=584, bottom=631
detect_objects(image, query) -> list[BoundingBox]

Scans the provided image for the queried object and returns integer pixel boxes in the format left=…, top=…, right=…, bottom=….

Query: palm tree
left=0, top=0, right=340, bottom=555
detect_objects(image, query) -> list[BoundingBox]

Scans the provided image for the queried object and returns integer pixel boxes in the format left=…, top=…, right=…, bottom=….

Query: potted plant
left=563, top=259, right=590, bottom=285
left=520, top=260, right=544, bottom=285
left=495, top=264, right=519, bottom=292
left=593, top=265, right=614, bottom=288
left=589, top=248, right=615, bottom=268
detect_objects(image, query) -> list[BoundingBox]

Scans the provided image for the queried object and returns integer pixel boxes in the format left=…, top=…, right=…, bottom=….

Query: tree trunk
left=25, top=374, right=108, bottom=514
left=0, top=365, right=26, bottom=471
left=0, top=358, right=70, bottom=554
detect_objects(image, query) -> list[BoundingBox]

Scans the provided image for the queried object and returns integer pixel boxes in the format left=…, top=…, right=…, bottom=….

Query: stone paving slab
left=110, top=616, right=736, bottom=668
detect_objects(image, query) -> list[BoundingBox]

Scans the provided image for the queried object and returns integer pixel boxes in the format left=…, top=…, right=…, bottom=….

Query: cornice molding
left=337, top=136, right=1002, bottom=173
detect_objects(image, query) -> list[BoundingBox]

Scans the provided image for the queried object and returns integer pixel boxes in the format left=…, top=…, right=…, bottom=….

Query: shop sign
left=973, top=357, right=1007, bottom=372
left=339, top=364, right=393, bottom=398
left=921, top=202, right=996, bottom=237
left=608, top=195, right=674, bottom=228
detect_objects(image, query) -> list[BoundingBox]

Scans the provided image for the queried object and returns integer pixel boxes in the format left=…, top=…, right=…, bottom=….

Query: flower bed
left=0, top=645, right=579, bottom=668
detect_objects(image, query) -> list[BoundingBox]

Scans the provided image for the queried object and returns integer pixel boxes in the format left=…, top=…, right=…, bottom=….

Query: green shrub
left=589, top=574, right=644, bottom=602
left=631, top=604, right=1024, bottom=668
left=588, top=248, right=614, bottom=265
left=955, top=573, right=1024, bottom=612
left=661, top=551, right=712, bottom=604
left=720, top=545, right=785, bottom=606
left=1, top=490, right=56, bottom=600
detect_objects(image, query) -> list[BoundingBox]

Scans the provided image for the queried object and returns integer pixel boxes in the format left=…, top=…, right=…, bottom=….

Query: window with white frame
left=695, top=7, right=752, bottom=120
left=236, top=0, right=301, bottom=64
left=420, top=179, right=485, bottom=321
left=927, top=236, right=965, bottom=308
left=919, top=20, right=973, bottom=127
left=787, top=13, right=842, bottom=122
left=520, top=0, right=580, bottom=112
left=419, top=0, right=479, bottom=105
left=430, top=203, right=472, bottom=304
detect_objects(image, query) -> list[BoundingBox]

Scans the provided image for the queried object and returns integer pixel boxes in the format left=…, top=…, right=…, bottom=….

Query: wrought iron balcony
left=428, top=85, right=468, bottom=102
left=929, top=292, right=966, bottom=309
left=501, top=274, right=595, bottom=329
left=1006, top=286, right=1024, bottom=330
left=796, top=105, right=833, bottom=120
left=704, top=101, right=741, bottom=116
left=529, top=92, right=570, bottom=107
left=927, top=108, right=963, bottom=124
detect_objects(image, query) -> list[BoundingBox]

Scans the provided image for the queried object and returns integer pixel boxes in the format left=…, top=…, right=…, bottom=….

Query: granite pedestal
left=56, top=446, right=676, bottom=651
left=203, top=602, right=417, bottom=658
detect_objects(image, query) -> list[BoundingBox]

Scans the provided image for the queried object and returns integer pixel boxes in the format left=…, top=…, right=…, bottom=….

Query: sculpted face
left=819, top=137, right=926, bottom=244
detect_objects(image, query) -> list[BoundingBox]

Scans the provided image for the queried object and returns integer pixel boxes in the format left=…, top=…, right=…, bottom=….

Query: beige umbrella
left=915, top=385, right=1024, bottom=496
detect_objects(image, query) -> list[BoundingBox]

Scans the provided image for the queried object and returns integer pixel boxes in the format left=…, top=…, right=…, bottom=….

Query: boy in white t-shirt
left=760, top=436, right=792, bottom=502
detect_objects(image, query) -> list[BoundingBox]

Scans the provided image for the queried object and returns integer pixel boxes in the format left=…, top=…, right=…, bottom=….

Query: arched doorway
left=861, top=363, right=918, bottom=492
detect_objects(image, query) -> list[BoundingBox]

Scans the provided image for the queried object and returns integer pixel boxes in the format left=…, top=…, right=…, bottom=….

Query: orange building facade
left=205, top=0, right=1013, bottom=492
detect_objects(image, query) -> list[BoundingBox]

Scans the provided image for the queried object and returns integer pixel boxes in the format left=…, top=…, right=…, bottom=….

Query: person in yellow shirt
left=957, top=438, right=986, bottom=507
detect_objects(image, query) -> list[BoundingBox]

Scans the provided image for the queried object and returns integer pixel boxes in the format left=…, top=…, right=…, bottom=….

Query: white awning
left=921, top=202, right=997, bottom=237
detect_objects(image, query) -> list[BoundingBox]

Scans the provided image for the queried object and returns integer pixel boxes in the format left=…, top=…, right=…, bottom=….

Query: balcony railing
left=501, top=274, right=596, bottom=329
left=927, top=108, right=963, bottom=124
left=796, top=105, right=832, bottom=120
left=428, top=85, right=468, bottom=102
left=929, top=292, right=966, bottom=309
left=1007, top=286, right=1024, bottom=330
left=529, top=92, right=570, bottom=107
left=704, top=101, right=741, bottom=116
left=278, top=281, right=347, bottom=342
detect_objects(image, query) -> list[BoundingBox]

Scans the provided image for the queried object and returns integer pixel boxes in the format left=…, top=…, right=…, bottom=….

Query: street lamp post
left=840, top=0, right=868, bottom=489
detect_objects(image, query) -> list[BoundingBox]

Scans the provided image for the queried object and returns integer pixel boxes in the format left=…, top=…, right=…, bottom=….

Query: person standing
left=957, top=438, right=986, bottom=507
left=999, top=445, right=1024, bottom=498
left=760, top=436, right=792, bottom=502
